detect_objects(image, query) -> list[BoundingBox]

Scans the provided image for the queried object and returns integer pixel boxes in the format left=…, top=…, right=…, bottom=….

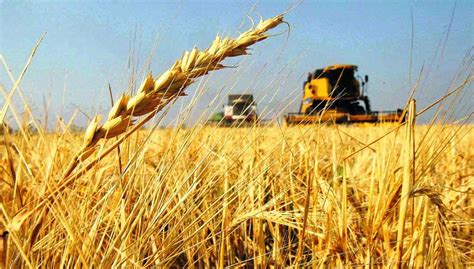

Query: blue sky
left=0, top=0, right=472, bottom=126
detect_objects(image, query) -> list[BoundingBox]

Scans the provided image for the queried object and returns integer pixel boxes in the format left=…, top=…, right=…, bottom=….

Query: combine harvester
left=207, top=94, right=258, bottom=126
left=284, top=64, right=404, bottom=124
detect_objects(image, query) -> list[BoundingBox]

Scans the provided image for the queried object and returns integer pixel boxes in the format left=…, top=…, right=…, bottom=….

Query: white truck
left=224, top=94, right=257, bottom=123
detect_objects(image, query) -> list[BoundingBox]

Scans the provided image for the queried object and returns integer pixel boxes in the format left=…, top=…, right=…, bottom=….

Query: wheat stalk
left=63, top=15, right=284, bottom=177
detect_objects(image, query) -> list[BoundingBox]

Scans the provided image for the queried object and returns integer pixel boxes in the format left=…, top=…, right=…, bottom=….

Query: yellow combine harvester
left=284, top=64, right=404, bottom=124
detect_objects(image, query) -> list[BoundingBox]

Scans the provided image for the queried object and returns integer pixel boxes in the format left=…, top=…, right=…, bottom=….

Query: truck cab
left=224, top=94, right=257, bottom=122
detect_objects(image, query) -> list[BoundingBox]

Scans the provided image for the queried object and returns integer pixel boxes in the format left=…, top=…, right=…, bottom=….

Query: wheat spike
left=64, top=15, right=284, bottom=177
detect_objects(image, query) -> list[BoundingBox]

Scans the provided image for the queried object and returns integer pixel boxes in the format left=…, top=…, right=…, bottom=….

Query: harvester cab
left=285, top=64, right=403, bottom=124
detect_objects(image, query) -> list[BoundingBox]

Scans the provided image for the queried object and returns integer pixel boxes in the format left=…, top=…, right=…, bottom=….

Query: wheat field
left=0, top=12, right=473, bottom=268
left=0, top=123, right=473, bottom=267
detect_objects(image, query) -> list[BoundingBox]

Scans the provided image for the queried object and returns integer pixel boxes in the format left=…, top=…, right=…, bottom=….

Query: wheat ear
left=63, top=15, right=284, bottom=177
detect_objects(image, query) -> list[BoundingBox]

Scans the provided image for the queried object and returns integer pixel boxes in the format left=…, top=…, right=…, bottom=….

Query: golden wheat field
left=0, top=10, right=473, bottom=268
left=0, top=123, right=473, bottom=268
